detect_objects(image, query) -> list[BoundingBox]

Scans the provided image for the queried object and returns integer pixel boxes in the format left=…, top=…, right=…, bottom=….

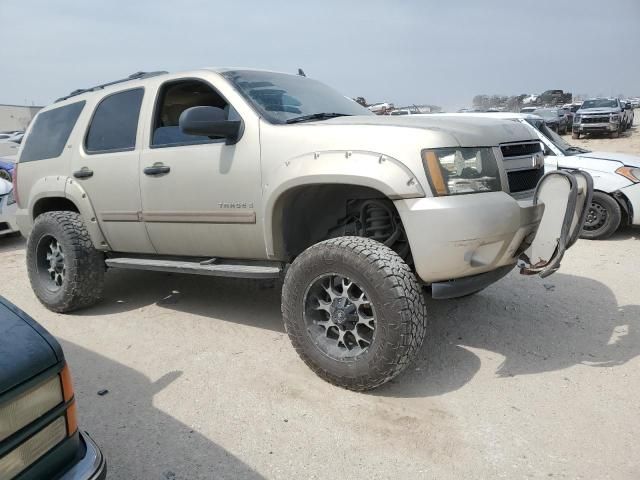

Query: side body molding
left=263, top=150, right=425, bottom=257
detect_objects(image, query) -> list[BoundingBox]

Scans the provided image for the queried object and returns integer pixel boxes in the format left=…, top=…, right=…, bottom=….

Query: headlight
left=0, top=417, right=67, bottom=479
left=6, top=189, right=15, bottom=205
left=0, top=376, right=63, bottom=442
left=421, top=147, right=501, bottom=196
left=610, top=114, right=620, bottom=122
left=616, top=166, right=640, bottom=183
left=574, top=115, right=581, bottom=123
left=0, top=169, right=11, bottom=182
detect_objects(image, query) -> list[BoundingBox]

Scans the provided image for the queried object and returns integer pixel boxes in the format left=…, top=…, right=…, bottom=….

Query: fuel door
left=519, top=171, right=578, bottom=278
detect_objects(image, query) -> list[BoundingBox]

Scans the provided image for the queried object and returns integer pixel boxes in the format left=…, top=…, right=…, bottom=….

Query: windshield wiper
left=286, top=113, right=352, bottom=124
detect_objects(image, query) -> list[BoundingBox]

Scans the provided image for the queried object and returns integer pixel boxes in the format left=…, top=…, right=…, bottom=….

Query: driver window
left=151, top=79, right=240, bottom=148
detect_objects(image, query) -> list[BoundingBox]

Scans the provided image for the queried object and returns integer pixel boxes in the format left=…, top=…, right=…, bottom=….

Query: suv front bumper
left=395, top=191, right=544, bottom=284
left=573, top=122, right=618, bottom=133
left=60, top=431, right=106, bottom=480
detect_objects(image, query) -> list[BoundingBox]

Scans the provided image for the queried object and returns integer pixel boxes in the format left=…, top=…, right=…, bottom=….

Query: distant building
left=0, top=104, right=42, bottom=131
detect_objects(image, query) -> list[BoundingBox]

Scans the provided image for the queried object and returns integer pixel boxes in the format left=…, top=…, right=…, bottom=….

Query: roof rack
left=55, top=70, right=168, bottom=102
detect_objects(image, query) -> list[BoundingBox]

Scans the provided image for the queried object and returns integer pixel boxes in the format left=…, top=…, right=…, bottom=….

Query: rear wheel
left=580, top=192, right=621, bottom=240
left=282, top=236, right=427, bottom=391
left=27, top=211, right=105, bottom=312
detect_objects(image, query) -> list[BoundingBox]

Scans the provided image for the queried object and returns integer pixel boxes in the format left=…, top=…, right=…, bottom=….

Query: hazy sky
left=1, top=0, right=639, bottom=110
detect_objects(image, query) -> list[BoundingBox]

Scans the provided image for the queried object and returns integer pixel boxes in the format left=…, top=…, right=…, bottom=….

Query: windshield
left=221, top=70, right=372, bottom=124
left=581, top=99, right=618, bottom=109
left=525, top=118, right=589, bottom=156
left=533, top=108, right=558, bottom=119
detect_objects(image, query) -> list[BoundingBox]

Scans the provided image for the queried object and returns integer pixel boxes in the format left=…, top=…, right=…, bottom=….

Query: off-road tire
left=579, top=192, right=622, bottom=240
left=282, top=236, right=427, bottom=391
left=27, top=211, right=105, bottom=312
left=572, top=131, right=580, bottom=139
left=610, top=129, right=619, bottom=139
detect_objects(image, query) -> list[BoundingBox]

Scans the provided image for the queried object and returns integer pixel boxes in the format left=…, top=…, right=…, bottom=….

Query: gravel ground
left=566, top=123, right=640, bottom=154
left=1, top=226, right=638, bottom=479
left=1, top=133, right=639, bottom=479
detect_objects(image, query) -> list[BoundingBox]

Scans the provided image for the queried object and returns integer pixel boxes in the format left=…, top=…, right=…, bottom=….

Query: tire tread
left=282, top=236, right=427, bottom=391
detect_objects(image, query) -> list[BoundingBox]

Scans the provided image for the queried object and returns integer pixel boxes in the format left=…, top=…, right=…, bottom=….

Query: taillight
left=11, top=162, right=19, bottom=207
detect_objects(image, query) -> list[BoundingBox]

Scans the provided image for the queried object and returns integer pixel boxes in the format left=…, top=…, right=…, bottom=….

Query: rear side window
left=20, top=101, right=85, bottom=163
left=85, top=88, right=144, bottom=153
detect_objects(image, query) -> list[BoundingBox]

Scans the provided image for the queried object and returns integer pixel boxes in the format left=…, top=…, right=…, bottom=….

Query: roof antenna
left=297, top=68, right=306, bottom=77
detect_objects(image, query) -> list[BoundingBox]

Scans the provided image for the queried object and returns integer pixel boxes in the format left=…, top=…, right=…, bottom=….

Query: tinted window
left=85, top=88, right=144, bottom=153
left=581, top=99, right=618, bottom=109
left=151, top=80, right=232, bottom=148
left=20, top=101, right=85, bottom=163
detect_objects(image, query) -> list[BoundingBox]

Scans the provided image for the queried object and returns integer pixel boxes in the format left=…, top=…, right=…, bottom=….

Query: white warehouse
left=0, top=104, right=42, bottom=131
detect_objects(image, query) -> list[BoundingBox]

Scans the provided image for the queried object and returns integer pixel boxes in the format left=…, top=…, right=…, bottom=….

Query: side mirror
left=179, top=106, right=242, bottom=145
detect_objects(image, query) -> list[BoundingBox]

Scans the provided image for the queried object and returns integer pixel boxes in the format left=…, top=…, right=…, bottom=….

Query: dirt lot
left=568, top=123, right=640, bottom=154
left=1, top=132, right=639, bottom=479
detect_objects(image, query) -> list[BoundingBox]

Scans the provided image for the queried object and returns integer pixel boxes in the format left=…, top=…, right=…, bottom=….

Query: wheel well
left=32, top=197, right=79, bottom=219
left=611, top=190, right=633, bottom=226
left=275, top=184, right=412, bottom=262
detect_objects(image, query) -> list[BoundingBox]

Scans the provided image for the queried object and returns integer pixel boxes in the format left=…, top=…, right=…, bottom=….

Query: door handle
left=73, top=168, right=93, bottom=179
left=143, top=164, right=171, bottom=176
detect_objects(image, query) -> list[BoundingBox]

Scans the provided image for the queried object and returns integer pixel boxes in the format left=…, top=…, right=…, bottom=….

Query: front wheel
left=282, top=237, right=427, bottom=391
left=27, top=211, right=105, bottom=312
left=572, top=131, right=580, bottom=139
left=579, top=192, right=622, bottom=240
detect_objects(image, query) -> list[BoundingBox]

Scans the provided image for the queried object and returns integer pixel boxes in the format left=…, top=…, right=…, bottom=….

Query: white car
left=430, top=112, right=640, bottom=239
left=0, top=178, right=19, bottom=236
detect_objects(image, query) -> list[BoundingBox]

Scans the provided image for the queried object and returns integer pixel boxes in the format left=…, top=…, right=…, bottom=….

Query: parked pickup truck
left=620, top=100, right=634, bottom=131
left=0, top=296, right=106, bottom=480
left=573, top=98, right=624, bottom=138
left=13, top=69, right=592, bottom=390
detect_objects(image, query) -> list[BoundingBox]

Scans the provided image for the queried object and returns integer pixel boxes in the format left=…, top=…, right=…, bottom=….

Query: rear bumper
left=60, top=431, right=106, bottom=480
left=395, top=192, right=543, bottom=283
left=14, top=207, right=31, bottom=236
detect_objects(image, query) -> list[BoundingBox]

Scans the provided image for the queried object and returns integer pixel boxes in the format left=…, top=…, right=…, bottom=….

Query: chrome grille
left=582, top=116, right=610, bottom=124
left=500, top=141, right=544, bottom=194
left=507, top=169, right=544, bottom=193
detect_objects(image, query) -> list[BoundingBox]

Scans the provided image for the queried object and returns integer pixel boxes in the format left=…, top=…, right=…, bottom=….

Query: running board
left=105, top=257, right=283, bottom=279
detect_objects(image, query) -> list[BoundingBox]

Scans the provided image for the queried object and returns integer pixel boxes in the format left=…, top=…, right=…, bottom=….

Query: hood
left=0, top=297, right=63, bottom=395
left=578, top=151, right=640, bottom=168
left=578, top=108, right=619, bottom=114
left=0, top=178, right=12, bottom=196
left=323, top=115, right=538, bottom=146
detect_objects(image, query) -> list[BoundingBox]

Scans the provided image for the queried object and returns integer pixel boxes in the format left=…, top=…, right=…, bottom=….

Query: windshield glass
left=581, top=99, right=618, bottom=109
left=222, top=70, right=372, bottom=124
left=533, top=108, right=558, bottom=119
left=525, top=118, right=589, bottom=156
